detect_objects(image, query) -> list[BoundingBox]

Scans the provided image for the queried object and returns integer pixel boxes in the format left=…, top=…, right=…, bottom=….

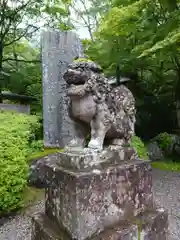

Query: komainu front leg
left=88, top=120, right=107, bottom=150
left=88, top=105, right=111, bottom=150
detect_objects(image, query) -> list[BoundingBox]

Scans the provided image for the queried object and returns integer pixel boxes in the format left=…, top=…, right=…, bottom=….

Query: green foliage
left=3, top=41, right=42, bottom=113
left=71, top=0, right=111, bottom=40
left=0, top=110, right=40, bottom=214
left=42, top=0, right=73, bottom=30
left=131, top=135, right=149, bottom=160
left=82, top=0, right=180, bottom=139
left=154, top=132, right=172, bottom=151
left=28, top=140, right=44, bottom=156
left=0, top=0, right=73, bottom=103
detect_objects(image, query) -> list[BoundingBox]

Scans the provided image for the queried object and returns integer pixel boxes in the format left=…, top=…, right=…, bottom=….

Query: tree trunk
left=176, top=100, right=180, bottom=129
left=175, top=71, right=180, bottom=129
left=172, top=55, right=180, bottom=130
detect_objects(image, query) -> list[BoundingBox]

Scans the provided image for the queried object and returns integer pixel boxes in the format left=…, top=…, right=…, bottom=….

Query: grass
left=27, top=148, right=63, bottom=162
left=22, top=186, right=45, bottom=208
left=19, top=186, right=45, bottom=215
left=152, top=160, right=180, bottom=172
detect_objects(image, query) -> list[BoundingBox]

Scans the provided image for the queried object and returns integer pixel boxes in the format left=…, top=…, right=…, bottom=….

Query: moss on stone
left=73, top=57, right=93, bottom=63
left=21, top=187, right=45, bottom=214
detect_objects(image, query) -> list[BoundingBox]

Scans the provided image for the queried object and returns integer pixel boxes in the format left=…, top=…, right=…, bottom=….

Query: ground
left=153, top=169, right=180, bottom=240
left=0, top=169, right=180, bottom=240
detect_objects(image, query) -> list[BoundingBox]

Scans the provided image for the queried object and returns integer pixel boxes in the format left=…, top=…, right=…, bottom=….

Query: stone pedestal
left=31, top=148, right=168, bottom=240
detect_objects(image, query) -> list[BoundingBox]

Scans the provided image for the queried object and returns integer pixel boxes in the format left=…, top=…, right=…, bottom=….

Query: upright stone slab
left=41, top=31, right=84, bottom=148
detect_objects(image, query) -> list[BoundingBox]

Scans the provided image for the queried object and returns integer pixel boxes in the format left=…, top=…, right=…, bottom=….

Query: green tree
left=82, top=0, right=180, bottom=138
left=0, top=0, right=72, bottom=102
left=71, top=0, right=112, bottom=40
left=2, top=40, right=41, bottom=113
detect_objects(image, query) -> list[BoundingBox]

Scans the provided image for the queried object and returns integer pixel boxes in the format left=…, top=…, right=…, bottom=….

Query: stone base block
left=32, top=213, right=64, bottom=240
left=44, top=159, right=153, bottom=240
left=31, top=209, right=168, bottom=240
left=137, top=208, right=168, bottom=240
left=58, top=146, right=138, bottom=170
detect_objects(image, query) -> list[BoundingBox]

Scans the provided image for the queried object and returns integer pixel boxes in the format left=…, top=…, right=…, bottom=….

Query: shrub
left=28, top=140, right=44, bottom=156
left=0, top=110, right=40, bottom=214
left=131, top=135, right=148, bottom=160
left=153, top=132, right=172, bottom=151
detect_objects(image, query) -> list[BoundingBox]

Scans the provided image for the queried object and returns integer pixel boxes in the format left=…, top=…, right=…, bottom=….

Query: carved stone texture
left=91, top=208, right=168, bottom=240
left=31, top=209, right=168, bottom=240
left=91, top=222, right=139, bottom=240
left=28, top=153, right=60, bottom=188
left=44, top=158, right=153, bottom=240
left=63, top=61, right=136, bottom=151
left=56, top=146, right=138, bottom=170
left=41, top=31, right=84, bottom=148
left=31, top=212, right=69, bottom=240
left=137, top=208, right=168, bottom=240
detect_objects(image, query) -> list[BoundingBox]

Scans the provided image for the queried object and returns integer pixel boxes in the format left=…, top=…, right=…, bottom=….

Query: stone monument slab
left=41, top=31, right=84, bottom=148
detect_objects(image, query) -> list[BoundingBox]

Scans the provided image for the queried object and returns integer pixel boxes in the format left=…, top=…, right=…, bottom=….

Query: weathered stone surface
left=63, top=60, right=136, bottom=151
left=91, top=222, right=138, bottom=240
left=165, top=134, right=180, bottom=156
left=31, top=208, right=168, bottom=240
left=137, top=208, right=168, bottom=240
left=32, top=213, right=68, bottom=240
left=57, top=146, right=138, bottom=170
left=32, top=212, right=138, bottom=240
left=41, top=31, right=84, bottom=148
left=147, top=142, right=164, bottom=161
left=44, top=158, right=153, bottom=240
left=91, top=208, right=168, bottom=240
left=28, top=145, right=137, bottom=188
left=28, top=153, right=60, bottom=188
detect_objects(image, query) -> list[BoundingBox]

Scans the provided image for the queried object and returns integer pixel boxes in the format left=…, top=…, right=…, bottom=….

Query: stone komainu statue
left=63, top=60, right=136, bottom=150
